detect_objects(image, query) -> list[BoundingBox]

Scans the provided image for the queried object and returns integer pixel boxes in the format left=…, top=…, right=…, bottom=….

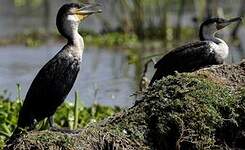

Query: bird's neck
left=69, top=31, right=84, bottom=48
left=65, top=24, right=84, bottom=59
left=200, top=25, right=229, bottom=60
left=66, top=32, right=84, bottom=59
left=211, top=38, right=229, bottom=60
left=199, top=25, right=222, bottom=44
left=199, top=25, right=228, bottom=48
left=60, top=20, right=84, bottom=49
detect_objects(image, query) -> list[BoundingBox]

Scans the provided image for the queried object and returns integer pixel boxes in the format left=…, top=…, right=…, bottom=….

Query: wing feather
left=154, top=41, right=212, bottom=69
left=22, top=52, right=80, bottom=120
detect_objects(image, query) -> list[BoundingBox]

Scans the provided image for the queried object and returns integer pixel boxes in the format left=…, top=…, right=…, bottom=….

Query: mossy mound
left=5, top=61, right=245, bottom=150
left=143, top=73, right=244, bottom=149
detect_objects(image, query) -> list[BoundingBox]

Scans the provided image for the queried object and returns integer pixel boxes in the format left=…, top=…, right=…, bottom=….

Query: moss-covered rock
left=5, top=61, right=245, bottom=150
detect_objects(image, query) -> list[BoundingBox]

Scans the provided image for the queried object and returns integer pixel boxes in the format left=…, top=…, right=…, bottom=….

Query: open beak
left=76, top=3, right=102, bottom=18
left=217, top=17, right=242, bottom=30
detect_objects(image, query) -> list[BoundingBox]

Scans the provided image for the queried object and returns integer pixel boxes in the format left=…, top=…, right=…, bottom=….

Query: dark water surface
left=0, top=44, right=136, bottom=107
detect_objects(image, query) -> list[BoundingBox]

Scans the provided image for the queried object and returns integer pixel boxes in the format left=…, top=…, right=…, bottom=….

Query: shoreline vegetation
left=0, top=27, right=196, bottom=50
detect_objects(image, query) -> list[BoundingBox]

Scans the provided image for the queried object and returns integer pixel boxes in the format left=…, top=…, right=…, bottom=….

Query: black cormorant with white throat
left=149, top=17, right=242, bottom=86
left=14, top=3, right=102, bottom=132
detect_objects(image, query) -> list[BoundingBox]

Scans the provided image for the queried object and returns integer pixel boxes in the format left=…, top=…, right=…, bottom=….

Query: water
left=0, top=44, right=136, bottom=107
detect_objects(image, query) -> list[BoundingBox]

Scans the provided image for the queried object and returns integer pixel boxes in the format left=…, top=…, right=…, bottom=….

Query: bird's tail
left=149, top=69, right=164, bottom=86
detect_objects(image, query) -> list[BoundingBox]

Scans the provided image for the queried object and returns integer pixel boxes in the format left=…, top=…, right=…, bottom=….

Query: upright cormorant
left=15, top=3, right=101, bottom=131
left=149, top=17, right=242, bottom=86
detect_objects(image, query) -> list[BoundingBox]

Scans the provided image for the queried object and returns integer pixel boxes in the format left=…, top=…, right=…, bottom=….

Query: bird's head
left=199, top=17, right=242, bottom=40
left=57, top=3, right=102, bottom=23
left=56, top=3, right=102, bottom=39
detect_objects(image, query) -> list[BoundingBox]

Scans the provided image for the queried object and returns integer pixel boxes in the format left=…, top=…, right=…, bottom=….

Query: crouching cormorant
left=149, top=17, right=242, bottom=86
left=13, top=3, right=102, bottom=133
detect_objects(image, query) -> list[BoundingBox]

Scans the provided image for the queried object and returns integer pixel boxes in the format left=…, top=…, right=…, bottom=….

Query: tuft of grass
left=73, top=91, right=79, bottom=130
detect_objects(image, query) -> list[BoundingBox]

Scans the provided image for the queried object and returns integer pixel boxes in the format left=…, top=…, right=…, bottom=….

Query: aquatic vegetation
left=84, top=32, right=139, bottom=48
left=0, top=30, right=49, bottom=47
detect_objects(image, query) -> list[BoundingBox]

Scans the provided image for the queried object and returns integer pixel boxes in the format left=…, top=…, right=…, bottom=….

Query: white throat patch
left=67, top=15, right=80, bottom=22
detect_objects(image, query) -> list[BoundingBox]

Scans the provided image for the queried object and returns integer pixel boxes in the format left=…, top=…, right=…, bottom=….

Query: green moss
left=143, top=73, right=244, bottom=149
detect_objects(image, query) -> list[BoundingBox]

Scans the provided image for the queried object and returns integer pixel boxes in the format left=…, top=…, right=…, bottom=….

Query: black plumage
left=149, top=41, right=218, bottom=85
left=17, top=47, right=80, bottom=128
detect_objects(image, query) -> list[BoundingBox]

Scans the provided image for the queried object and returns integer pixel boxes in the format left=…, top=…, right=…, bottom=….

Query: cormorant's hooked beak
left=75, top=3, right=102, bottom=20
left=217, top=17, right=242, bottom=30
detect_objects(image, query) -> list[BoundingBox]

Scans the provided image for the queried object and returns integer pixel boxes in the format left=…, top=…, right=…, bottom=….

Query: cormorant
left=15, top=3, right=102, bottom=132
left=149, top=17, right=242, bottom=86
